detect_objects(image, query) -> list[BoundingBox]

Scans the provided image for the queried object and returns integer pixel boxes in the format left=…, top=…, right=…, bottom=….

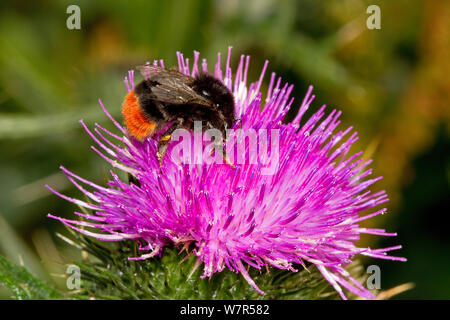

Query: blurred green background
left=0, top=0, right=449, bottom=299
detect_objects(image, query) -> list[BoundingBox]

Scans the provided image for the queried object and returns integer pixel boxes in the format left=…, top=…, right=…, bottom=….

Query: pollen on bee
left=122, top=90, right=156, bottom=140
left=160, top=134, right=171, bottom=142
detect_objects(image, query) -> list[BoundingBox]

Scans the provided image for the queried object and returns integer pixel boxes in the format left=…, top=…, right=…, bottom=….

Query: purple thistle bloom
left=48, top=48, right=405, bottom=300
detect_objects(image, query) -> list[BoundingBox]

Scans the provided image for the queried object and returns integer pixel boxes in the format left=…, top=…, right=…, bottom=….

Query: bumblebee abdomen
left=122, top=90, right=156, bottom=140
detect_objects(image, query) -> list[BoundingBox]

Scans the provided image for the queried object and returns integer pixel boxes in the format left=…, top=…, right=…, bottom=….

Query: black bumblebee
left=122, top=65, right=236, bottom=160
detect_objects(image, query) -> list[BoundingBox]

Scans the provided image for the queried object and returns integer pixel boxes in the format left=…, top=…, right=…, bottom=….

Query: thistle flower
left=48, top=48, right=405, bottom=300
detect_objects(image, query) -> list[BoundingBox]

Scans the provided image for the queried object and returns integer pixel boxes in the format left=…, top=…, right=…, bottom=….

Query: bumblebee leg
left=222, top=149, right=235, bottom=168
left=157, top=142, right=169, bottom=165
left=209, top=138, right=236, bottom=168
left=156, top=124, right=180, bottom=165
left=157, top=136, right=170, bottom=165
left=221, top=127, right=235, bottom=168
left=127, top=173, right=141, bottom=187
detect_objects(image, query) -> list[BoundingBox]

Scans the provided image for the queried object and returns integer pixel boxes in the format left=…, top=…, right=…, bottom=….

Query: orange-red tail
left=122, top=90, right=156, bottom=140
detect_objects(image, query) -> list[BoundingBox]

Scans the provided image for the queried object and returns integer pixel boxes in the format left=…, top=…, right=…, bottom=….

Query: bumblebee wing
left=136, top=65, right=189, bottom=83
left=136, top=65, right=164, bottom=80
left=136, top=66, right=212, bottom=107
left=150, top=74, right=212, bottom=107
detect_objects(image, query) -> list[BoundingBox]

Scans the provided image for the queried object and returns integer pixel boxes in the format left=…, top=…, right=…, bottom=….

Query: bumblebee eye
left=202, top=90, right=210, bottom=97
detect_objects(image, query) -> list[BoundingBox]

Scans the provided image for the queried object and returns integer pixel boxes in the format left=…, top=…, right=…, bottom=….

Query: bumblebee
left=122, top=65, right=235, bottom=160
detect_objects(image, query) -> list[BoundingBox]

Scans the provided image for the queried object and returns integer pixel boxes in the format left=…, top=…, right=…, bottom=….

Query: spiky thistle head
left=48, top=48, right=406, bottom=300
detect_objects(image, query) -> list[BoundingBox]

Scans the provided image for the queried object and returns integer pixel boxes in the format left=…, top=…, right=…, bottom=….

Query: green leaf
left=0, top=255, right=62, bottom=300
